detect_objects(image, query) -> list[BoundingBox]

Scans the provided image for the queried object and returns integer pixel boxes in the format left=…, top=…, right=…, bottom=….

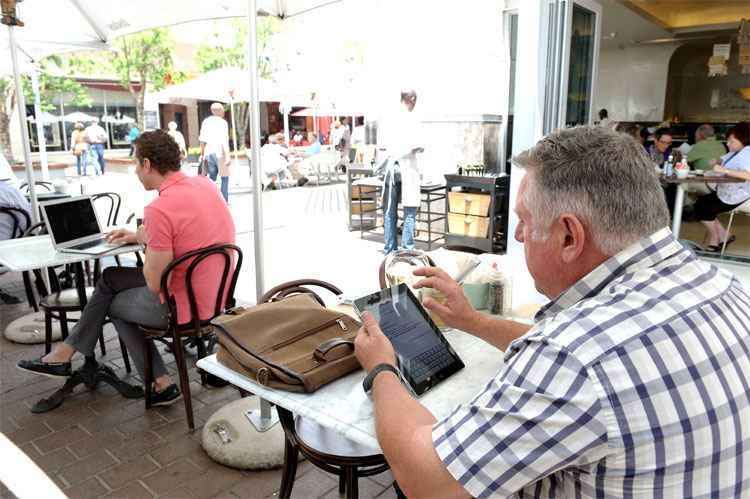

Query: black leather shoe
left=151, top=384, right=182, bottom=407
left=17, top=358, right=72, bottom=378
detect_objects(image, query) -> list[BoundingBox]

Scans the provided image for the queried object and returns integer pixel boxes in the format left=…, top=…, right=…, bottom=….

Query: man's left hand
left=354, top=312, right=397, bottom=372
left=713, top=164, right=727, bottom=174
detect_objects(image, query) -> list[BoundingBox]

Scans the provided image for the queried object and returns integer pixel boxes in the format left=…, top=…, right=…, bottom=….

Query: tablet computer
left=354, top=284, right=464, bottom=396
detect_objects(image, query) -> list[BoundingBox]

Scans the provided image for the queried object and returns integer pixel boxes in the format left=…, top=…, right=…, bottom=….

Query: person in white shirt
left=85, top=120, right=108, bottom=175
left=199, top=103, right=231, bottom=201
left=166, top=122, right=187, bottom=161
left=382, top=89, right=423, bottom=253
left=260, top=133, right=293, bottom=189
left=0, top=181, right=32, bottom=303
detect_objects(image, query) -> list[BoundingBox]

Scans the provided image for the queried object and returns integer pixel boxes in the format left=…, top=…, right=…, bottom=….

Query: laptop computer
left=40, top=196, right=125, bottom=255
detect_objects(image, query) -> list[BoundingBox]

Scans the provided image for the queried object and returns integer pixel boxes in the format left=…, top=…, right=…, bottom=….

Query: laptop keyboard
left=71, top=237, right=107, bottom=250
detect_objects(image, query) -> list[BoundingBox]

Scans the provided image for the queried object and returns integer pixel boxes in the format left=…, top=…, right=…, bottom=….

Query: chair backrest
left=18, top=181, right=53, bottom=193
left=261, top=279, right=343, bottom=306
left=161, top=244, right=243, bottom=331
left=0, top=206, right=31, bottom=239
left=91, top=192, right=122, bottom=227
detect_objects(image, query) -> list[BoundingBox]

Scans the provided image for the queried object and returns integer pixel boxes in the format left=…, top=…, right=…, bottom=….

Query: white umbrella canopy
left=26, top=111, right=60, bottom=124
left=153, top=68, right=289, bottom=104
left=63, top=111, right=98, bottom=123
left=0, top=0, right=346, bottom=75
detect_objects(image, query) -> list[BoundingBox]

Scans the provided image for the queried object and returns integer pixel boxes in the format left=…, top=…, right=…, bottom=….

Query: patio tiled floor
left=0, top=273, right=398, bottom=499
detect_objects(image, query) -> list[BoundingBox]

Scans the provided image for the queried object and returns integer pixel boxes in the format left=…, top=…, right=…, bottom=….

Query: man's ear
left=141, top=158, right=151, bottom=173
left=559, top=213, right=586, bottom=264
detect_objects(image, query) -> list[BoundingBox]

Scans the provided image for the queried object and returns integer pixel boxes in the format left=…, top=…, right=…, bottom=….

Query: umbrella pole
left=283, top=107, right=290, bottom=146
left=8, top=26, right=39, bottom=223
left=31, top=68, right=50, bottom=182
left=247, top=0, right=264, bottom=303
left=230, top=98, right=240, bottom=183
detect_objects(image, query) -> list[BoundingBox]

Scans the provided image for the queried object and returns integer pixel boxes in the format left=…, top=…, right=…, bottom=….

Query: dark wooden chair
left=141, top=244, right=242, bottom=430
left=18, top=181, right=53, bottom=193
left=261, top=279, right=405, bottom=499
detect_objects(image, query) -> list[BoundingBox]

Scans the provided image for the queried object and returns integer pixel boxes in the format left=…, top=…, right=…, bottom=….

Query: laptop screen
left=45, top=198, right=101, bottom=244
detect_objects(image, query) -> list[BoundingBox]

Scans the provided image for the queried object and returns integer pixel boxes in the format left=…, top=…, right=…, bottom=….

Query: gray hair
left=513, top=125, right=670, bottom=255
left=697, top=124, right=715, bottom=139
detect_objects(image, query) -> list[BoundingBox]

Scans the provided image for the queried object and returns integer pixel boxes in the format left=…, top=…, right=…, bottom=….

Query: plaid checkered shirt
left=433, top=228, right=750, bottom=498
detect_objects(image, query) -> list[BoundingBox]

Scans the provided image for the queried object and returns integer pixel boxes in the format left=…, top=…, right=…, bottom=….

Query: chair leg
left=44, top=311, right=53, bottom=354
left=344, top=466, right=358, bottom=499
left=721, top=211, right=737, bottom=257
left=143, top=337, right=153, bottom=409
left=98, top=330, right=107, bottom=356
left=339, top=473, right=346, bottom=494
left=172, top=335, right=195, bottom=430
left=120, top=338, right=132, bottom=374
left=59, top=311, right=69, bottom=341
left=196, top=336, right=208, bottom=386
left=279, top=437, right=299, bottom=499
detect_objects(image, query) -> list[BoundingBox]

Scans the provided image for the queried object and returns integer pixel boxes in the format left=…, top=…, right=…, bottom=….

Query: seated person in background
left=18, top=130, right=236, bottom=405
left=648, top=127, right=673, bottom=165
left=355, top=125, right=750, bottom=498
left=0, top=180, right=32, bottom=304
left=687, top=124, right=726, bottom=172
left=260, top=133, right=293, bottom=189
left=686, top=121, right=750, bottom=251
left=306, top=131, right=321, bottom=155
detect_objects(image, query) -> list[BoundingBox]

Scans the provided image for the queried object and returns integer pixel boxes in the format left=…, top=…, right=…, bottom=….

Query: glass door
left=544, top=0, right=601, bottom=132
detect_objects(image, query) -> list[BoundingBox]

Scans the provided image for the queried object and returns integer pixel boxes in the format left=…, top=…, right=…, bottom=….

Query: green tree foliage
left=194, top=18, right=278, bottom=149
left=21, top=55, right=92, bottom=111
left=108, top=28, right=182, bottom=129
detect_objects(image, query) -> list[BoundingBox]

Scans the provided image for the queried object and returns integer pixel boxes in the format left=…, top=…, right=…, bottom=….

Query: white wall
left=594, top=44, right=679, bottom=122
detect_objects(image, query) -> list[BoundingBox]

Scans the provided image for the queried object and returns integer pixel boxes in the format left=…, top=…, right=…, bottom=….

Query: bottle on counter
left=663, top=154, right=674, bottom=177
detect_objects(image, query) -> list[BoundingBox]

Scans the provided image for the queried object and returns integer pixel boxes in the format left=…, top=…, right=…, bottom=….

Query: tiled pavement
left=0, top=272, right=399, bottom=499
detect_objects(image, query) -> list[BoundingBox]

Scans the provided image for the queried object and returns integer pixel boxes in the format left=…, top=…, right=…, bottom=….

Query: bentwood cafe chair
left=260, top=279, right=406, bottom=499
left=141, top=244, right=243, bottom=430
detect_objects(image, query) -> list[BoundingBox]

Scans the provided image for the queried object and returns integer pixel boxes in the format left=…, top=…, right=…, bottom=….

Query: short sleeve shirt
left=144, top=172, right=235, bottom=324
left=433, top=228, right=750, bottom=498
left=199, top=116, right=229, bottom=157
left=717, top=145, right=750, bottom=205
left=0, top=183, right=32, bottom=240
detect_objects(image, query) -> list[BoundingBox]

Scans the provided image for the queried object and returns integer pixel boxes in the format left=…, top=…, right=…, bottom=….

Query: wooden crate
left=351, top=200, right=377, bottom=214
left=351, top=185, right=378, bottom=199
left=448, top=192, right=491, bottom=216
left=448, top=213, right=490, bottom=237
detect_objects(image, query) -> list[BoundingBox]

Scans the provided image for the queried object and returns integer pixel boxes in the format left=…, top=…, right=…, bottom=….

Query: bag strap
left=213, top=321, right=307, bottom=386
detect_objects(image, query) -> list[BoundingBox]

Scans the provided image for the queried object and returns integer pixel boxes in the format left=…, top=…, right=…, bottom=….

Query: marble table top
left=197, top=329, right=506, bottom=451
left=0, top=235, right=142, bottom=272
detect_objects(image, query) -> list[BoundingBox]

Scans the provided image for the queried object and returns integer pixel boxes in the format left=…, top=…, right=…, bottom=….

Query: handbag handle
left=314, top=338, right=354, bottom=362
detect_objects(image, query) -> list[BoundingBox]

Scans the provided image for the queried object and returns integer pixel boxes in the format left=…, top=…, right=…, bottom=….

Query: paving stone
left=98, top=456, right=161, bottom=490
left=369, top=469, right=394, bottom=488
left=58, top=449, right=117, bottom=487
left=108, top=430, right=164, bottom=462
left=102, top=480, right=155, bottom=499
left=288, top=468, right=337, bottom=499
left=34, top=425, right=89, bottom=454
left=320, top=477, right=387, bottom=499
left=141, top=458, right=204, bottom=495
left=229, top=470, right=284, bottom=499
left=375, top=486, right=399, bottom=499
left=4, top=419, right=52, bottom=445
left=63, top=477, right=110, bottom=499
left=172, top=463, right=247, bottom=499
left=68, top=429, right=126, bottom=459
left=149, top=435, right=204, bottom=467
left=31, top=446, right=78, bottom=474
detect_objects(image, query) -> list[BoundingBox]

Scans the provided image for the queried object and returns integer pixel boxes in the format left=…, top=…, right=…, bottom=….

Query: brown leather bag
left=213, top=293, right=362, bottom=393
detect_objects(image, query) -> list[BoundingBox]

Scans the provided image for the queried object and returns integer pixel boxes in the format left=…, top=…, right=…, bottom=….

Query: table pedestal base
left=31, top=357, right=143, bottom=413
left=245, top=399, right=280, bottom=432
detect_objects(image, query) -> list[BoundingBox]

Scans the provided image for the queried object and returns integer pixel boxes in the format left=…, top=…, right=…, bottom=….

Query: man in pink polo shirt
left=19, top=130, right=236, bottom=407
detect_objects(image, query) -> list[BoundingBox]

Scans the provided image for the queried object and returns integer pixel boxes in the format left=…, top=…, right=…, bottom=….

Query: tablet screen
left=354, top=284, right=464, bottom=395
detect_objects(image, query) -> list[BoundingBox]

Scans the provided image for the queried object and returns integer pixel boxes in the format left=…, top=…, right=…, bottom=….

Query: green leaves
left=195, top=18, right=278, bottom=78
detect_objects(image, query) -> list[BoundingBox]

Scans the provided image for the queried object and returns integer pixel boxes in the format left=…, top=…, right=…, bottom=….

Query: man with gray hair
left=687, top=123, right=726, bottom=172
left=354, top=125, right=750, bottom=498
left=199, top=102, right=230, bottom=201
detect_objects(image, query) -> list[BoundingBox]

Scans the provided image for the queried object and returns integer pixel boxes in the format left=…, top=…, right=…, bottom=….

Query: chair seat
left=295, top=416, right=381, bottom=459
left=40, top=287, right=95, bottom=310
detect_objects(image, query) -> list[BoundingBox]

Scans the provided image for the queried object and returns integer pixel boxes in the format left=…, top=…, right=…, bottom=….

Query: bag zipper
left=267, top=315, right=350, bottom=353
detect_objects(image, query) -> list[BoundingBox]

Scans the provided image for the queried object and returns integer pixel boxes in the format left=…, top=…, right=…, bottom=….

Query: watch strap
left=362, top=363, right=400, bottom=393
